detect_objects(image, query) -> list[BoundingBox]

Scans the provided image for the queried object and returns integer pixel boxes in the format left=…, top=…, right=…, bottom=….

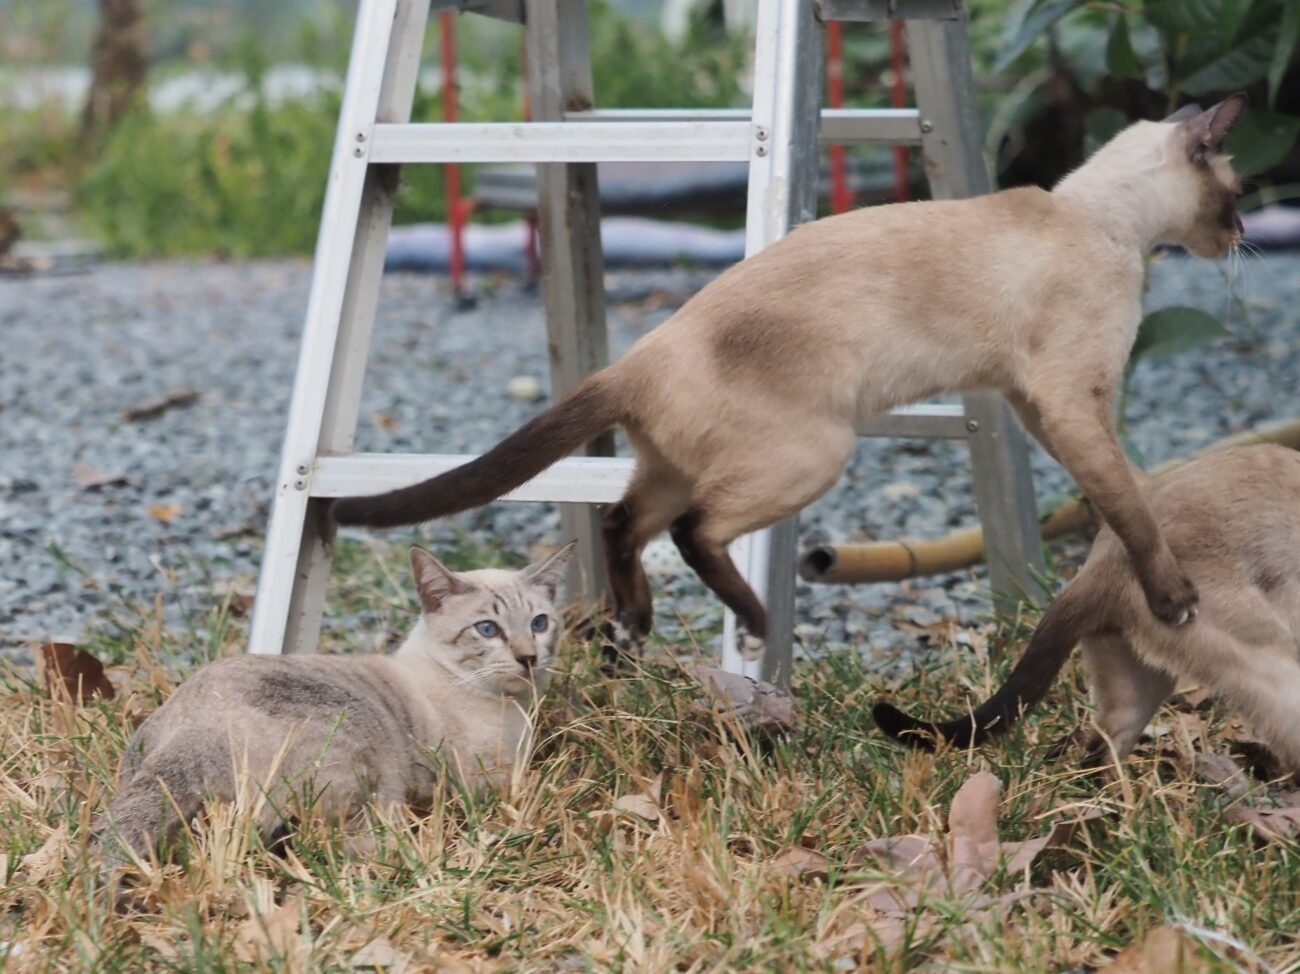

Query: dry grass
left=2, top=538, right=1298, bottom=973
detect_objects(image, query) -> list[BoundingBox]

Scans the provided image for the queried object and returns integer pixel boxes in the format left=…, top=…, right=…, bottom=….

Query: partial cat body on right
left=329, top=97, right=1249, bottom=664
left=875, top=445, right=1300, bottom=776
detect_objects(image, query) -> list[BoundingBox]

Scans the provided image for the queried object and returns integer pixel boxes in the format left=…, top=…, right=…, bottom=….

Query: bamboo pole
left=799, top=418, right=1300, bottom=585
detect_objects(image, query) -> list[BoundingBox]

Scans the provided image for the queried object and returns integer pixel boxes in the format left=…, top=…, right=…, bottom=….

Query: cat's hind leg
left=1080, top=634, right=1176, bottom=766
left=600, top=448, right=692, bottom=664
left=680, top=423, right=854, bottom=660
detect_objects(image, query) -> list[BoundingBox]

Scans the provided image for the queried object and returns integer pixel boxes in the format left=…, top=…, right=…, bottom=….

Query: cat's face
left=1165, top=95, right=1246, bottom=258
left=407, top=543, right=573, bottom=698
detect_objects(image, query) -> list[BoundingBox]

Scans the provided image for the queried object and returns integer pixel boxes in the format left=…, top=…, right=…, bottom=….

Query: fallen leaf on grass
left=1226, top=804, right=1300, bottom=844
left=121, top=388, right=198, bottom=422
left=612, top=773, right=664, bottom=823
left=233, top=896, right=302, bottom=964
left=772, top=846, right=830, bottom=881
left=1193, top=752, right=1253, bottom=802
left=148, top=503, right=183, bottom=524
left=785, top=773, right=1105, bottom=959
left=39, top=641, right=115, bottom=701
left=73, top=462, right=128, bottom=489
left=685, top=664, right=795, bottom=736
left=350, top=936, right=412, bottom=973
left=213, top=578, right=256, bottom=615
left=137, top=931, right=179, bottom=960
left=371, top=411, right=399, bottom=431
left=1105, top=926, right=1212, bottom=973
left=19, top=827, right=70, bottom=883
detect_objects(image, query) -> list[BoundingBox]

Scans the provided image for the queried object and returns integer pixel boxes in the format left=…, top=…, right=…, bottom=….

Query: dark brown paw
left=1143, top=570, right=1199, bottom=626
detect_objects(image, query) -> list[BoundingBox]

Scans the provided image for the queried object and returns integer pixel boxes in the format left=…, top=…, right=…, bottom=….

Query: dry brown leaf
left=371, top=411, right=400, bottom=431
left=148, top=503, right=183, bottom=524
left=233, top=897, right=301, bottom=964
left=137, top=931, right=179, bottom=960
left=1226, top=804, right=1300, bottom=843
left=771, top=846, right=830, bottom=881
left=19, top=827, right=69, bottom=883
left=121, top=388, right=198, bottom=422
left=350, top=936, right=412, bottom=973
left=39, top=641, right=115, bottom=701
left=73, top=462, right=127, bottom=489
left=685, top=665, right=796, bottom=736
left=611, top=792, right=660, bottom=823
left=213, top=578, right=256, bottom=615
left=1193, top=752, right=1252, bottom=801
left=1105, top=926, right=1212, bottom=973
left=947, top=771, right=1002, bottom=895
left=893, top=618, right=955, bottom=643
left=1002, top=807, right=1105, bottom=873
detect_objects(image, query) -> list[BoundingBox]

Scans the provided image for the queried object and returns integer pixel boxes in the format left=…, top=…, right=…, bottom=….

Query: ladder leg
left=248, top=0, right=430, bottom=654
left=723, top=0, right=824, bottom=686
left=905, top=14, right=1045, bottom=616
left=525, top=0, right=612, bottom=608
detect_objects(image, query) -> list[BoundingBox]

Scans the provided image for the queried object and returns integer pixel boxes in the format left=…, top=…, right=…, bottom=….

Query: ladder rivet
left=920, top=119, right=934, bottom=133
left=756, top=145, right=768, bottom=157
left=296, top=464, right=309, bottom=475
left=355, top=132, right=366, bottom=142
left=353, top=146, right=364, bottom=157
left=966, top=419, right=980, bottom=433
left=756, top=127, right=768, bottom=141
left=294, top=478, right=307, bottom=490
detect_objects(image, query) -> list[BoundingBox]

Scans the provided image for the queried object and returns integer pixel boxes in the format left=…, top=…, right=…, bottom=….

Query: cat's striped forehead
left=457, top=568, right=550, bottom=610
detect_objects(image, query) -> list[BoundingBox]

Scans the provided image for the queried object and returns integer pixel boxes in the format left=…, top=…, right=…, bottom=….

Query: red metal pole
left=440, top=11, right=467, bottom=299
left=889, top=19, right=910, bottom=203
left=826, top=21, right=852, bottom=214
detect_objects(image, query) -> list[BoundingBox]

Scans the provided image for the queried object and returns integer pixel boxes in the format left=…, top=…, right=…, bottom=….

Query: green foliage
left=1129, top=306, right=1230, bottom=365
left=76, top=90, right=341, bottom=258
left=996, top=0, right=1300, bottom=175
left=59, top=2, right=747, bottom=260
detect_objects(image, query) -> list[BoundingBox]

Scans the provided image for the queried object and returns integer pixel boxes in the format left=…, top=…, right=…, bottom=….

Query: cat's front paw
left=736, top=625, right=765, bottom=661
left=599, top=617, right=646, bottom=675
left=1142, top=561, right=1199, bottom=626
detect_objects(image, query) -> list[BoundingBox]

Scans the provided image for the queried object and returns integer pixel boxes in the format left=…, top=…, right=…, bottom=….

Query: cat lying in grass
left=95, top=542, right=572, bottom=873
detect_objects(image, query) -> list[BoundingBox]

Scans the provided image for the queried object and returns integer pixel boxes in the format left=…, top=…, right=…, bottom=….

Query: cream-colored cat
left=95, top=543, right=572, bottom=867
left=330, top=98, right=1247, bottom=662
left=874, top=446, right=1300, bottom=775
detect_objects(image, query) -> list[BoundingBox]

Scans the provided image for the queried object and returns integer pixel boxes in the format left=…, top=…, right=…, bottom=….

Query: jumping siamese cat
left=874, top=446, right=1300, bottom=776
left=330, top=97, right=1247, bottom=662
left=95, top=544, right=571, bottom=868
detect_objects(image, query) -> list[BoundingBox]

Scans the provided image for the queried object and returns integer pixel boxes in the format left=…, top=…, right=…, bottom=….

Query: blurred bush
left=982, top=0, right=1300, bottom=189
left=2, top=1, right=1296, bottom=259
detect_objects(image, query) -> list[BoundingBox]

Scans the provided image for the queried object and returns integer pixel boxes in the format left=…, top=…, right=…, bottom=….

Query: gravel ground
left=3, top=253, right=1298, bottom=665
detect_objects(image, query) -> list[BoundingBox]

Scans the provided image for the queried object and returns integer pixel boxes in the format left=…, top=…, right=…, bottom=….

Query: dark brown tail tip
left=872, top=701, right=939, bottom=751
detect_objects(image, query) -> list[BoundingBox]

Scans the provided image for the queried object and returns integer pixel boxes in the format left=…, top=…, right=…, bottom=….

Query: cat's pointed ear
left=410, top=547, right=471, bottom=613
left=1180, top=93, right=1247, bottom=159
left=1163, top=103, right=1202, bottom=124
left=521, top=541, right=576, bottom=600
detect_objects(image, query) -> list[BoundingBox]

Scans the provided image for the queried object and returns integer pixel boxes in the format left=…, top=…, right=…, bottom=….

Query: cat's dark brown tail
left=873, top=580, right=1096, bottom=750
left=330, top=373, right=624, bottom=529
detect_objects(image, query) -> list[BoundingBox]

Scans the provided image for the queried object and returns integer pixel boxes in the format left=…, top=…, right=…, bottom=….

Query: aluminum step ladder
left=248, top=0, right=1044, bottom=684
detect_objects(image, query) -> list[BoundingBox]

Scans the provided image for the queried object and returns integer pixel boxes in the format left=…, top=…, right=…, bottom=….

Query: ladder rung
left=311, top=407, right=969, bottom=502
left=314, top=454, right=635, bottom=503
left=368, top=120, right=752, bottom=164
left=859, top=403, right=967, bottom=439
left=432, top=0, right=524, bottom=23
left=567, top=108, right=923, bottom=146
left=817, top=0, right=962, bottom=21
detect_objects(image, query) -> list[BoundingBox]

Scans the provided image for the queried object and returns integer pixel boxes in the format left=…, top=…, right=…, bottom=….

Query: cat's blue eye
left=530, top=614, right=549, bottom=634
left=474, top=620, right=501, bottom=638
